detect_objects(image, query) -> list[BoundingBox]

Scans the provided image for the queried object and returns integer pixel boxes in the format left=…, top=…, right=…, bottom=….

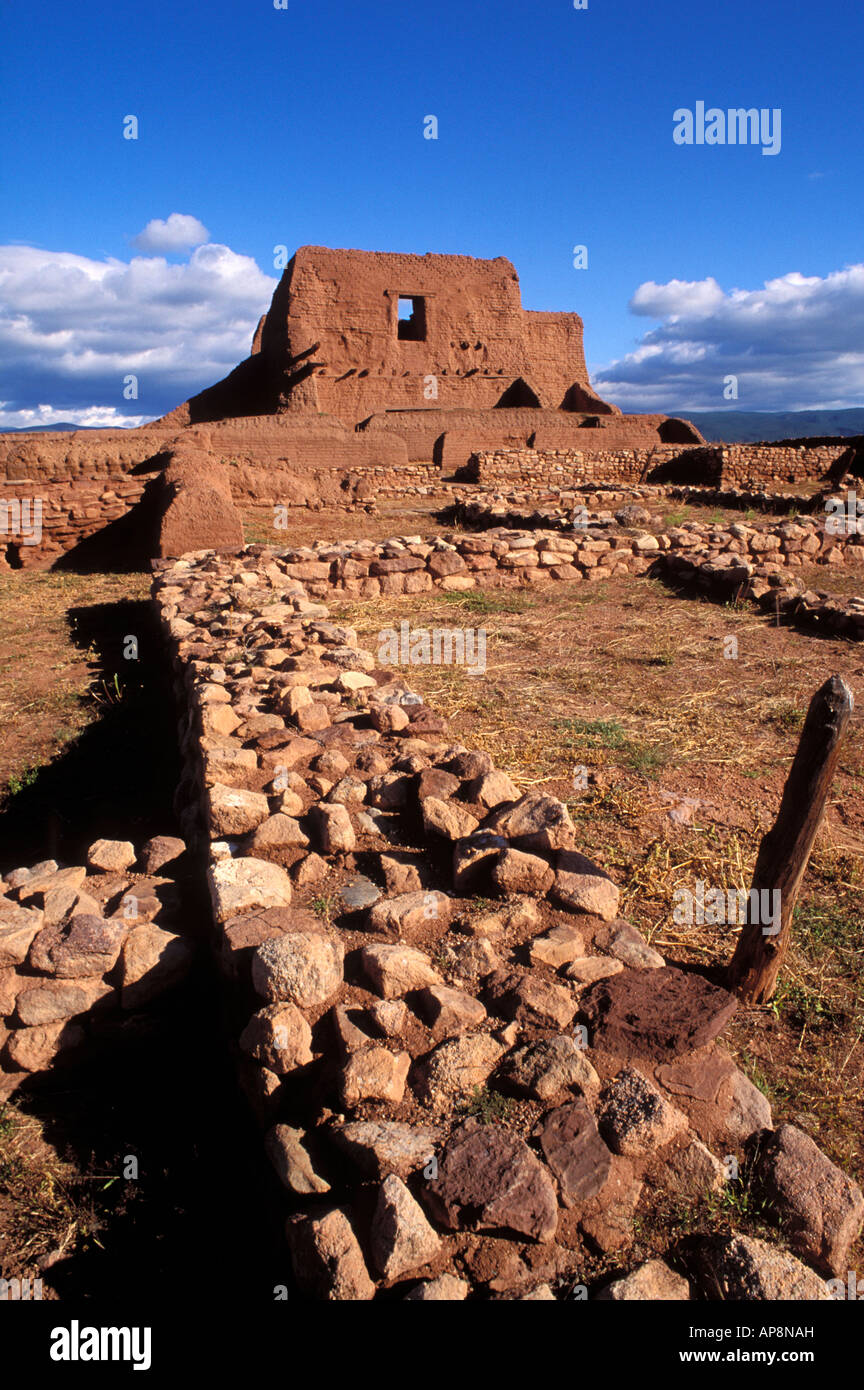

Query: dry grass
left=0, top=1101, right=114, bottom=1288
left=330, top=569, right=864, bottom=1184
left=0, top=570, right=149, bottom=800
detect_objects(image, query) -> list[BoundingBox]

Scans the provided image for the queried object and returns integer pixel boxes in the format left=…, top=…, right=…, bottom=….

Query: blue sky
left=1, top=0, right=862, bottom=426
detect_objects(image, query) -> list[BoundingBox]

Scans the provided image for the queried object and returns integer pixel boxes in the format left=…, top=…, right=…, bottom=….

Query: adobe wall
left=257, top=246, right=610, bottom=420
left=0, top=418, right=416, bottom=569
left=167, top=246, right=618, bottom=428
left=358, top=409, right=697, bottom=472
left=0, top=428, right=170, bottom=483
left=0, top=474, right=154, bottom=570
left=177, top=415, right=408, bottom=472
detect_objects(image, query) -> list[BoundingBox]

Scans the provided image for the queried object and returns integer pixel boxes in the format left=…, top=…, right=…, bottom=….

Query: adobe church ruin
left=5, top=244, right=854, bottom=568
left=156, top=246, right=701, bottom=463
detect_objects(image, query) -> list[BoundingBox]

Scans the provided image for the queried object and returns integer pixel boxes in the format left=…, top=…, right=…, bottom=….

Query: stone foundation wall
left=657, top=513, right=864, bottom=637
left=467, top=442, right=857, bottom=493
left=268, top=527, right=661, bottom=600
left=716, top=443, right=852, bottom=487
left=467, top=447, right=705, bottom=489
left=4, top=520, right=862, bottom=1297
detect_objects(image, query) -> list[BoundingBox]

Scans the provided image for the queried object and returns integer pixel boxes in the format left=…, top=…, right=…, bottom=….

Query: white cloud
left=0, top=403, right=153, bottom=430
left=629, top=277, right=726, bottom=320
left=130, top=213, right=210, bottom=253
left=594, top=264, right=864, bottom=412
left=0, top=240, right=277, bottom=423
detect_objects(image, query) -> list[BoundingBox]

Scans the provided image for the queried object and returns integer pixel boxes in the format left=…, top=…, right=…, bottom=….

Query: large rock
left=4, top=1018, right=85, bottom=1071
left=370, top=1174, right=442, bottom=1280
left=332, top=1120, right=439, bottom=1179
left=749, top=1124, right=864, bottom=1278
left=287, top=1208, right=376, bottom=1301
left=207, top=783, right=270, bottom=836
left=239, top=1002, right=314, bottom=1072
left=245, top=814, right=310, bottom=852
left=86, top=839, right=136, bottom=873
left=665, top=1137, right=727, bottom=1195
left=497, top=1036, right=599, bottom=1102
left=467, top=769, right=519, bottom=810
left=452, top=832, right=508, bottom=893
left=594, top=919, right=664, bottom=969
left=655, top=1051, right=772, bottom=1146
left=208, top=857, right=293, bottom=921
left=425, top=1122, right=558, bottom=1242
left=414, top=984, right=487, bottom=1038
left=0, top=905, right=44, bottom=968
left=485, top=969, right=576, bottom=1029
left=577, top=1156, right=643, bottom=1254
left=120, top=926, right=193, bottom=1008
left=15, top=978, right=112, bottom=1026
left=359, top=943, right=441, bottom=998
left=688, top=1234, right=832, bottom=1300
left=580, top=966, right=737, bottom=1061
left=29, top=914, right=128, bottom=978
left=484, top=793, right=576, bottom=854
left=310, top=803, right=356, bottom=855
left=596, top=1259, right=690, bottom=1301
left=491, top=848, right=554, bottom=896
left=422, top=797, right=479, bottom=841
left=265, top=1125, right=330, bottom=1195
left=415, top=1033, right=504, bottom=1108
left=599, top=1068, right=689, bottom=1156
left=367, top=892, right=453, bottom=937
left=552, top=850, right=620, bottom=920
left=529, top=923, right=585, bottom=969
left=566, top=956, right=624, bottom=985
left=139, top=835, right=186, bottom=874
left=252, top=933, right=344, bottom=1007
left=536, top=1099, right=614, bottom=1207
left=339, top=1047, right=411, bottom=1106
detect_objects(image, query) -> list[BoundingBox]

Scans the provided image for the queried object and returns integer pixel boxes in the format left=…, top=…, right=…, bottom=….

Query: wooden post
left=726, top=674, right=854, bottom=1004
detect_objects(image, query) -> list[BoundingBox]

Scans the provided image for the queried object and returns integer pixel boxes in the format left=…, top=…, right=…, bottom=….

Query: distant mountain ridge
left=2, top=408, right=864, bottom=444
left=0, top=422, right=107, bottom=433
left=683, top=409, right=864, bottom=443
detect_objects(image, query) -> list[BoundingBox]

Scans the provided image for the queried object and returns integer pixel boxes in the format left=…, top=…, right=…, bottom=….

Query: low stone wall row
left=449, top=490, right=668, bottom=533
left=146, top=539, right=862, bottom=1301
left=264, top=528, right=661, bottom=602
left=718, top=442, right=855, bottom=487
left=667, top=485, right=822, bottom=513
left=466, top=447, right=696, bottom=489
left=466, top=442, right=857, bottom=493
left=449, top=484, right=825, bottom=534
left=655, top=516, right=864, bottom=638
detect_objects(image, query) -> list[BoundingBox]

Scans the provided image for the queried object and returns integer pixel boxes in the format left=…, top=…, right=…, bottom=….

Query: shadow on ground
left=1, top=591, right=291, bottom=1302
left=0, top=596, right=179, bottom=873
left=53, top=475, right=164, bottom=574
